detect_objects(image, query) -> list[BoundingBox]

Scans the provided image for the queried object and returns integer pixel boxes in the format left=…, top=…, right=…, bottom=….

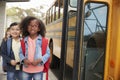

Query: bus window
left=82, top=2, right=108, bottom=80
left=69, top=0, right=77, bottom=7
left=59, top=0, right=63, bottom=18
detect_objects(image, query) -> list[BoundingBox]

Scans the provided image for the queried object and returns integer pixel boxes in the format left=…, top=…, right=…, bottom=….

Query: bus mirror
left=84, top=10, right=91, bottom=18
left=87, top=3, right=91, bottom=9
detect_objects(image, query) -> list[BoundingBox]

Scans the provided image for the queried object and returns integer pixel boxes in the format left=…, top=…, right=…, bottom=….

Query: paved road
left=0, top=57, right=58, bottom=80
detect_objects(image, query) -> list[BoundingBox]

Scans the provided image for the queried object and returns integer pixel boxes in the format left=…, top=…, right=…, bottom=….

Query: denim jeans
left=22, top=71, right=43, bottom=80
left=7, top=70, right=22, bottom=80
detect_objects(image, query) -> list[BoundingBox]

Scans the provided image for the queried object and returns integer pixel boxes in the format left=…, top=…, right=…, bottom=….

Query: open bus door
left=72, top=0, right=84, bottom=80
left=59, top=0, right=108, bottom=80
left=73, top=0, right=108, bottom=80
left=59, top=0, right=83, bottom=80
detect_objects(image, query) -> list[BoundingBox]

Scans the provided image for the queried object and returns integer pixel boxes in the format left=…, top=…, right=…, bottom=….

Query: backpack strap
left=7, top=38, right=12, bottom=55
left=42, top=37, right=50, bottom=80
left=20, top=39, right=25, bottom=56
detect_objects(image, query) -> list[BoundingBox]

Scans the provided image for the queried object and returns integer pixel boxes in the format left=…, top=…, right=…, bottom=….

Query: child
left=1, top=27, right=11, bottom=72
left=3, top=27, right=11, bottom=41
left=0, top=22, right=22, bottom=80
left=19, top=16, right=50, bottom=80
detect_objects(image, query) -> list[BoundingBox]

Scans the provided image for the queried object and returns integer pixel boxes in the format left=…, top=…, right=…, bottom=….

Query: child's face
left=10, top=25, right=21, bottom=39
left=28, top=19, right=40, bottom=36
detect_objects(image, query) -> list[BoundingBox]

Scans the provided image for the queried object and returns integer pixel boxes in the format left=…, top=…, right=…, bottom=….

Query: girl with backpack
left=19, top=16, right=50, bottom=80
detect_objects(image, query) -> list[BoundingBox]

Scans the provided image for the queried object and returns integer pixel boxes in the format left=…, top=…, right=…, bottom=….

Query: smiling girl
left=19, top=16, right=50, bottom=80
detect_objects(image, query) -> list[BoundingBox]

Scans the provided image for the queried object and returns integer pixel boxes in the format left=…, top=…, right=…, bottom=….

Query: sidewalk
left=47, top=69, right=58, bottom=80
left=0, top=57, right=6, bottom=80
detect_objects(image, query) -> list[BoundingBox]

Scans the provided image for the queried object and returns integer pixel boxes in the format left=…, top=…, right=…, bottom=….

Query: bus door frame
left=59, top=0, right=69, bottom=80
left=73, top=0, right=84, bottom=80
left=59, top=0, right=84, bottom=79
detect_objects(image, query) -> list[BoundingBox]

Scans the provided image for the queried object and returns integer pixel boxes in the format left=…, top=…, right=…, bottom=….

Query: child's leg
left=7, top=71, right=15, bottom=80
left=14, top=70, right=22, bottom=80
left=22, top=71, right=32, bottom=80
left=33, top=72, right=43, bottom=80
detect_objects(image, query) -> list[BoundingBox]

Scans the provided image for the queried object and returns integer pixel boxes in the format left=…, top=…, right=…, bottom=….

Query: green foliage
left=6, top=6, right=45, bottom=21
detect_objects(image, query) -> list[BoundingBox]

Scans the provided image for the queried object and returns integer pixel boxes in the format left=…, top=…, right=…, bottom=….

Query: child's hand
left=31, top=59, right=42, bottom=66
left=23, top=59, right=31, bottom=67
left=10, top=60, right=17, bottom=66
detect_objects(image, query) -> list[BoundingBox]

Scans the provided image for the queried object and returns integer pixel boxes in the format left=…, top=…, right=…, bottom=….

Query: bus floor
left=0, top=57, right=58, bottom=80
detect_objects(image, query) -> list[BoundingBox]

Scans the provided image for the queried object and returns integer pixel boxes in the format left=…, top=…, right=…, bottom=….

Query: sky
left=6, top=0, right=55, bottom=12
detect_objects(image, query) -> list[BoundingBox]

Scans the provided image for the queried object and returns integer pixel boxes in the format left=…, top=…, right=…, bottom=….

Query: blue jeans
left=22, top=71, right=43, bottom=80
left=7, top=70, right=22, bottom=80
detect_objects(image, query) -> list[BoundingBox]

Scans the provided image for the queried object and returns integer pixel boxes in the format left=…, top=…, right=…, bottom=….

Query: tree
left=6, top=5, right=45, bottom=22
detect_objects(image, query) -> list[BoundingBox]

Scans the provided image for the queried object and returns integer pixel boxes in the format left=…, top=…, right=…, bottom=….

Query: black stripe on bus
left=46, top=35, right=75, bottom=41
left=47, top=26, right=76, bottom=32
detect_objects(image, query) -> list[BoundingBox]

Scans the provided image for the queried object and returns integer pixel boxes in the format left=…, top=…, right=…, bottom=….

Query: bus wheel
left=50, top=55, right=60, bottom=69
left=49, top=40, right=60, bottom=69
left=49, top=41, right=53, bottom=64
left=49, top=41, right=54, bottom=68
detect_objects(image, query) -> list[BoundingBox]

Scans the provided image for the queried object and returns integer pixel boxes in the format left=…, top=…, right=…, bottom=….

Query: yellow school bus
left=45, top=0, right=120, bottom=80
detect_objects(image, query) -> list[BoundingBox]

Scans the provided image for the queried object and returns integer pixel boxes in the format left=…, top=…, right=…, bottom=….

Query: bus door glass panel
left=82, top=2, right=108, bottom=80
left=65, top=11, right=77, bottom=80
left=69, top=0, right=77, bottom=7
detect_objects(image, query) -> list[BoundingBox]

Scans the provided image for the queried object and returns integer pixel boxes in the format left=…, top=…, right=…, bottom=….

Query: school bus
left=45, top=0, right=120, bottom=80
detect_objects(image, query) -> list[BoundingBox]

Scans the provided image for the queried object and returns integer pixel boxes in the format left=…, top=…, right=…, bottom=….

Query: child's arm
left=0, top=40, right=13, bottom=63
left=1, top=40, right=17, bottom=66
left=41, top=46, right=50, bottom=64
left=10, top=60, right=17, bottom=66
left=31, top=58, right=42, bottom=66
left=19, top=46, right=31, bottom=66
left=19, top=46, right=26, bottom=62
left=31, top=46, right=50, bottom=66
